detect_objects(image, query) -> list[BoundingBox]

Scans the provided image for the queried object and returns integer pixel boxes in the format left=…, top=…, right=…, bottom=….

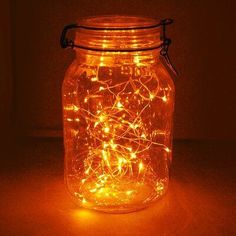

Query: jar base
left=81, top=194, right=166, bottom=214
left=77, top=192, right=166, bottom=214
left=71, top=179, right=168, bottom=213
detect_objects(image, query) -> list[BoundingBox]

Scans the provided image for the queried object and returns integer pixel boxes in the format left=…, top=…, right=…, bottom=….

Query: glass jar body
left=63, top=49, right=175, bottom=213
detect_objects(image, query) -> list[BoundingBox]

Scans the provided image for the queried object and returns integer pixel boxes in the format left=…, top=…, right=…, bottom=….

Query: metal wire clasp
left=60, top=24, right=78, bottom=49
left=160, top=19, right=178, bottom=77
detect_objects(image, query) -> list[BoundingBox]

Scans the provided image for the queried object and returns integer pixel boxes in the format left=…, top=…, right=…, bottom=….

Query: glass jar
left=61, top=16, right=175, bottom=213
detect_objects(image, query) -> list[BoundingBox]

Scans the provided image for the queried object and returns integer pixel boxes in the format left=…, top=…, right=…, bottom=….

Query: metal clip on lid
left=160, top=19, right=178, bottom=78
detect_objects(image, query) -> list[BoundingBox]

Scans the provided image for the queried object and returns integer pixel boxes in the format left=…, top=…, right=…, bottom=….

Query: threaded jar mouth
left=78, top=15, right=161, bottom=29
left=74, top=15, right=166, bottom=52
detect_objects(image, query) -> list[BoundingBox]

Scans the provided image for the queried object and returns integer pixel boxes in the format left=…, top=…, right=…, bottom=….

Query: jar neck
left=74, top=16, right=163, bottom=52
left=75, top=48, right=161, bottom=66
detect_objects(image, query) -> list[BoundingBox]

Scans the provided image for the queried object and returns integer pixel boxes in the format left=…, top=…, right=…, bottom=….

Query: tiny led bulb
left=127, top=147, right=132, bottom=152
left=99, top=114, right=105, bottom=122
left=102, top=150, right=108, bottom=161
left=131, top=152, right=136, bottom=159
left=64, top=105, right=73, bottom=111
left=73, top=105, right=79, bottom=111
left=103, top=142, right=109, bottom=148
left=104, top=126, right=110, bottom=133
left=116, top=101, right=123, bottom=109
left=156, top=183, right=164, bottom=192
left=112, top=144, right=117, bottom=149
left=162, top=95, right=167, bottom=102
left=130, top=123, right=134, bottom=129
left=130, top=123, right=139, bottom=129
left=118, top=164, right=122, bottom=172
left=139, top=162, right=144, bottom=173
left=126, top=190, right=133, bottom=195
left=90, top=188, right=97, bottom=193
left=91, top=77, right=98, bottom=82
left=110, top=142, right=117, bottom=149
left=165, top=147, right=171, bottom=153
left=141, top=133, right=146, bottom=139
left=149, top=93, right=155, bottom=100
left=134, top=56, right=140, bottom=64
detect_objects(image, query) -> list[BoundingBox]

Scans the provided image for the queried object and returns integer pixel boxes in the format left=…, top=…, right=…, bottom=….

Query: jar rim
left=60, top=16, right=173, bottom=52
left=77, top=15, right=163, bottom=30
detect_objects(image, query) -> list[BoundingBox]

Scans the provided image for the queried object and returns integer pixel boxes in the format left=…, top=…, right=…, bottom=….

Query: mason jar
left=61, top=15, right=175, bottom=213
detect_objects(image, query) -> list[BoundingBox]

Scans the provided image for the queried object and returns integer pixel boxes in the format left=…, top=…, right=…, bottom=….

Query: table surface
left=1, top=139, right=235, bottom=236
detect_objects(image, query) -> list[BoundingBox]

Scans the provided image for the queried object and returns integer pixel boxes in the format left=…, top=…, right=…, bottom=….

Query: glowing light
left=64, top=105, right=74, bottom=111
left=165, top=147, right=171, bottom=153
left=156, top=183, right=164, bottom=192
left=98, top=188, right=104, bottom=193
left=127, top=147, right=132, bottom=152
left=103, top=142, right=109, bottom=148
left=102, top=150, right=108, bottom=161
left=131, top=152, right=136, bottom=159
left=89, top=188, right=97, bottom=193
left=110, top=140, right=117, bottom=149
left=118, top=160, right=122, bottom=172
left=91, top=77, right=98, bottom=82
left=99, top=114, right=106, bottom=122
left=162, top=95, right=167, bottom=102
left=141, top=133, right=146, bottom=139
left=126, top=190, right=133, bottom=195
left=149, top=93, right=155, bottom=100
left=116, top=101, right=123, bottom=109
left=130, top=123, right=139, bottom=129
left=99, top=86, right=105, bottom=91
left=134, top=56, right=140, bottom=64
left=73, top=105, right=79, bottom=111
left=139, top=162, right=144, bottom=173
left=104, top=126, right=110, bottom=133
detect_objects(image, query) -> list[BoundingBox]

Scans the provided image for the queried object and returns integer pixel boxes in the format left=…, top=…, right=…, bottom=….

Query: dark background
left=1, top=0, right=236, bottom=141
left=0, top=1, right=236, bottom=235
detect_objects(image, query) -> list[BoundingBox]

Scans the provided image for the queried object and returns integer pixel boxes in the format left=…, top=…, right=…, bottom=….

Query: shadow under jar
left=61, top=15, right=175, bottom=213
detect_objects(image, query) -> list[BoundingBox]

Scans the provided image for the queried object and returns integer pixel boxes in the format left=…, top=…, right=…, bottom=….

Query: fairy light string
left=66, top=61, right=171, bottom=206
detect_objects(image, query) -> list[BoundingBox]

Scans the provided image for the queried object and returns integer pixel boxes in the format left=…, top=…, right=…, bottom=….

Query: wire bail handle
left=160, top=19, right=178, bottom=77
left=60, top=24, right=78, bottom=49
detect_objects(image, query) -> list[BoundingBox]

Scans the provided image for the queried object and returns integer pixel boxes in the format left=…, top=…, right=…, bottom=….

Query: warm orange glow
left=62, top=16, right=175, bottom=213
